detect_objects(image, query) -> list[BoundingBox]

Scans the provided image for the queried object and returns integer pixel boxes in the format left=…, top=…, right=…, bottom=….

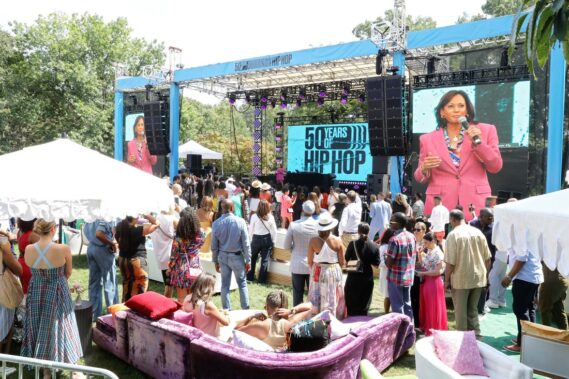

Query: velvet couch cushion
left=190, top=332, right=365, bottom=379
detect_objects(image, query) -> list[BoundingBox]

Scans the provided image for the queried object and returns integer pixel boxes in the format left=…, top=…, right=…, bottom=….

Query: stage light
left=245, top=93, right=251, bottom=103
left=270, top=99, right=277, bottom=108
left=280, top=90, right=287, bottom=101
left=317, top=98, right=325, bottom=107
left=280, top=100, right=287, bottom=109
left=427, top=57, right=438, bottom=75
left=296, top=98, right=302, bottom=107
left=228, top=93, right=236, bottom=105
left=298, top=88, right=306, bottom=100
left=500, top=48, right=509, bottom=68
left=342, top=84, right=350, bottom=96
left=318, top=86, right=327, bottom=98
left=261, top=103, right=267, bottom=110
left=260, top=95, right=268, bottom=103
left=358, top=93, right=366, bottom=103
left=340, top=94, right=348, bottom=104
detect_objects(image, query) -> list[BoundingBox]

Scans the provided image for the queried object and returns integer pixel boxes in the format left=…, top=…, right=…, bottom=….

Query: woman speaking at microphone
left=414, top=90, right=502, bottom=221
left=127, top=116, right=157, bottom=174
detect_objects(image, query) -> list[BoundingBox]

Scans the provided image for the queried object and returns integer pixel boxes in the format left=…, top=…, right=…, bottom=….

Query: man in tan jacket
left=444, top=209, right=491, bottom=337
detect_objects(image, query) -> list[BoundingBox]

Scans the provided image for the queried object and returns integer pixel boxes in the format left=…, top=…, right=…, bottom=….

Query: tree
left=482, top=0, right=524, bottom=16
left=511, top=0, right=569, bottom=76
left=0, top=13, right=164, bottom=155
left=352, top=11, right=437, bottom=40
left=455, top=12, right=487, bottom=24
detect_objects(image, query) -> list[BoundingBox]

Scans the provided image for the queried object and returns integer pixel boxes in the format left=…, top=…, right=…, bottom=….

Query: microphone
left=458, top=116, right=481, bottom=145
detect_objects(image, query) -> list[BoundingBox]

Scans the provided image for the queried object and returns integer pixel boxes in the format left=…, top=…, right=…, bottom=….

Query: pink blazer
left=127, top=139, right=158, bottom=175
left=414, top=123, right=502, bottom=221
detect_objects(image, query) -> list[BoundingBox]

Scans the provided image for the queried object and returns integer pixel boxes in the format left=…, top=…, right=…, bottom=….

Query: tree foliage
left=0, top=13, right=164, bottom=155
left=511, top=0, right=569, bottom=75
left=352, top=11, right=437, bottom=40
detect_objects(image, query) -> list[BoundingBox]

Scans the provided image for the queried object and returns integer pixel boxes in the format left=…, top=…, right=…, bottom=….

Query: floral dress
left=168, top=234, right=204, bottom=289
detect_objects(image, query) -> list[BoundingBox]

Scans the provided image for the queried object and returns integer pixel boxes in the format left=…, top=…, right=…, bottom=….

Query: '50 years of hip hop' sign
left=287, top=123, right=372, bottom=182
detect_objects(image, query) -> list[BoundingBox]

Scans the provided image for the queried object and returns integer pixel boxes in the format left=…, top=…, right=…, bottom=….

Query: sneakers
left=483, top=305, right=491, bottom=314
left=486, top=299, right=507, bottom=308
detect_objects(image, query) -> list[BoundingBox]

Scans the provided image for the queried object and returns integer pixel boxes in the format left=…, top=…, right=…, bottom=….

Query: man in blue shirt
left=369, top=192, right=392, bottom=242
left=501, top=248, right=544, bottom=353
left=84, top=220, right=119, bottom=319
left=212, top=199, right=251, bottom=310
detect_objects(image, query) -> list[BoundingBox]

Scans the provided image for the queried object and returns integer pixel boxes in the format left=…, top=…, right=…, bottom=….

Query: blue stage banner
left=287, top=123, right=372, bottom=182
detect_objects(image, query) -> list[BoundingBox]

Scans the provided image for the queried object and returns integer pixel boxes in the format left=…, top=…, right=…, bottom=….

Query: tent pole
left=221, top=159, right=224, bottom=176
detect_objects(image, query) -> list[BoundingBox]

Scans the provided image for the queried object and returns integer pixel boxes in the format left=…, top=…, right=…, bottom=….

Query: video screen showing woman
left=126, top=115, right=157, bottom=175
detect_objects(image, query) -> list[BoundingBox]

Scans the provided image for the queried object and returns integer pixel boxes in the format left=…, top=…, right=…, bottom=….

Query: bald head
left=222, top=198, right=235, bottom=213
left=479, top=207, right=494, bottom=227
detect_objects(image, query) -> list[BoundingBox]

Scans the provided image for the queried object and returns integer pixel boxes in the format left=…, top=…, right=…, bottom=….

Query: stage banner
left=287, top=123, right=372, bottom=182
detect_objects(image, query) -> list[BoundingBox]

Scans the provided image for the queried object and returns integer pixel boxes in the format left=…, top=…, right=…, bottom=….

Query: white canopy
left=178, top=140, right=222, bottom=160
left=493, top=189, right=569, bottom=277
left=0, top=139, right=174, bottom=222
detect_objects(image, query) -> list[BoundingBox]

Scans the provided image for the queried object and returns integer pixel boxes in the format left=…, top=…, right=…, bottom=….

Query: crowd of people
left=1, top=171, right=568, bottom=372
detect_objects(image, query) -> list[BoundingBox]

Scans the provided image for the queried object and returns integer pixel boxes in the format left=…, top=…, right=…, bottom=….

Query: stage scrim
left=287, top=123, right=372, bottom=183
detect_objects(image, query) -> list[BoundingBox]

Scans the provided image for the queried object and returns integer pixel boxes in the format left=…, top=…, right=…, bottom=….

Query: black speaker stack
left=186, top=154, right=202, bottom=170
left=366, top=75, right=406, bottom=156
left=143, top=101, right=170, bottom=155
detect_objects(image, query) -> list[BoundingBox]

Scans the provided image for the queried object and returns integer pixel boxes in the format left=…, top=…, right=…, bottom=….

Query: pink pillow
left=432, top=330, right=488, bottom=376
left=171, top=310, right=194, bottom=326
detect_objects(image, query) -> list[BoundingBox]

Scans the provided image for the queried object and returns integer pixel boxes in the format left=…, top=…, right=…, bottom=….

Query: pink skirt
left=419, top=275, right=448, bottom=336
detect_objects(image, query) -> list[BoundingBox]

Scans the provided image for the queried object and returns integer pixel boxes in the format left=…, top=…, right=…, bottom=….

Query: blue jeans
left=218, top=251, right=249, bottom=310
left=247, top=234, right=272, bottom=283
left=388, top=281, right=413, bottom=322
left=87, top=245, right=119, bottom=319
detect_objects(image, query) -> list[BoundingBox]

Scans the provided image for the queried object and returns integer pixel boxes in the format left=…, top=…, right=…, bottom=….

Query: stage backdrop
left=287, top=123, right=372, bottom=182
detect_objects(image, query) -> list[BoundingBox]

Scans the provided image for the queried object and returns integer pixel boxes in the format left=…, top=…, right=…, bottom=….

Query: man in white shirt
left=369, top=192, right=392, bottom=242
left=339, top=190, right=362, bottom=250
left=429, top=196, right=449, bottom=243
left=150, top=210, right=177, bottom=298
left=283, top=201, right=319, bottom=306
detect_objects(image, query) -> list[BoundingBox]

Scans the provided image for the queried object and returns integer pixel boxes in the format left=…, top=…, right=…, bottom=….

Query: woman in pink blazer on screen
left=414, top=90, right=502, bottom=221
left=127, top=116, right=157, bottom=174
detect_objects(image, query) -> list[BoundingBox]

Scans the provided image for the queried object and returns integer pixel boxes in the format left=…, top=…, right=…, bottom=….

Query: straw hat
left=316, top=213, right=338, bottom=232
left=261, top=182, right=271, bottom=191
left=251, top=180, right=262, bottom=189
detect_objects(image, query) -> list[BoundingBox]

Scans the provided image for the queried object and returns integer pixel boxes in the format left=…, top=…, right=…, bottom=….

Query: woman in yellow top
left=197, top=196, right=214, bottom=252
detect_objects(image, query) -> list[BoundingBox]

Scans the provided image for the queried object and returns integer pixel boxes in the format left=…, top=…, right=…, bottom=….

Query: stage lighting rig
left=298, top=88, right=307, bottom=100
left=228, top=93, right=237, bottom=105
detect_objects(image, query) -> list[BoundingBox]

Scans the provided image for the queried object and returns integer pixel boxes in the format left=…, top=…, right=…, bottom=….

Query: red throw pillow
left=125, top=291, right=180, bottom=320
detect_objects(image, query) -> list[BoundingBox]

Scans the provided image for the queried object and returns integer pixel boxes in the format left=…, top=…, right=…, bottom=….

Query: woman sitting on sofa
left=235, top=290, right=313, bottom=350
left=182, top=273, right=229, bottom=338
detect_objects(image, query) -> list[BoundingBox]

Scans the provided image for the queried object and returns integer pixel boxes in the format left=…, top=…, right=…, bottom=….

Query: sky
left=0, top=0, right=488, bottom=102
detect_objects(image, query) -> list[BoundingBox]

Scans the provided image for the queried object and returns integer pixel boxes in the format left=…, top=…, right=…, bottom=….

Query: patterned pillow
left=124, top=291, right=180, bottom=320
left=432, top=330, right=488, bottom=376
left=311, top=310, right=350, bottom=340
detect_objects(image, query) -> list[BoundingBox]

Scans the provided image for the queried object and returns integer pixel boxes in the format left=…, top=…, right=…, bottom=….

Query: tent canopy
left=178, top=140, right=222, bottom=160
left=0, top=139, right=173, bottom=222
left=493, top=189, right=569, bottom=277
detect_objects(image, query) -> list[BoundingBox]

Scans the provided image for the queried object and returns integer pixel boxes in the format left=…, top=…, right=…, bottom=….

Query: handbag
left=287, top=319, right=331, bottom=352
left=184, top=251, right=202, bottom=281
left=0, top=253, right=24, bottom=309
left=344, top=240, right=364, bottom=274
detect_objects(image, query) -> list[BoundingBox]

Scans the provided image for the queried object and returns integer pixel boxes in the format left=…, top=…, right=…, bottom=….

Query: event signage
left=234, top=54, right=293, bottom=72
left=287, top=123, right=372, bottom=182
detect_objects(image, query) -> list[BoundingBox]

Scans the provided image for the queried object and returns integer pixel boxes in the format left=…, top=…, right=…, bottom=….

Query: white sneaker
left=483, top=305, right=491, bottom=314
left=486, top=300, right=500, bottom=309
left=499, top=301, right=507, bottom=308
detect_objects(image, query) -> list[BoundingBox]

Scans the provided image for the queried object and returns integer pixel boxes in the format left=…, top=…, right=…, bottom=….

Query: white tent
left=493, top=189, right=569, bottom=277
left=178, top=140, right=223, bottom=160
left=0, top=139, right=174, bottom=222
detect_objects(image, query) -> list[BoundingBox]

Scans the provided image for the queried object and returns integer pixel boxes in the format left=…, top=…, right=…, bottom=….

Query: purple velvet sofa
left=93, top=311, right=415, bottom=379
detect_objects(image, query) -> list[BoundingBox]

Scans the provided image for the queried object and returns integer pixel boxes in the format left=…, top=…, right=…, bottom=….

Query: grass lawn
left=6, top=254, right=459, bottom=378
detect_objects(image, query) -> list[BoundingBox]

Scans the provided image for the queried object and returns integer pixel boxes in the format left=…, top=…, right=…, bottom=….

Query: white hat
left=316, top=213, right=338, bottom=231
left=261, top=182, right=271, bottom=191
left=251, top=180, right=262, bottom=189
left=302, top=200, right=315, bottom=215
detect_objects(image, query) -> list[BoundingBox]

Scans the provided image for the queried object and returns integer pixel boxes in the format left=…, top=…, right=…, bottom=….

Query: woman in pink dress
left=279, top=185, right=295, bottom=229
left=417, top=231, right=448, bottom=335
left=275, top=164, right=285, bottom=185
left=127, top=116, right=157, bottom=174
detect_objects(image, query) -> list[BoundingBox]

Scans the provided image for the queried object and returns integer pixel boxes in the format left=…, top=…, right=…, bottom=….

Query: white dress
left=378, top=244, right=389, bottom=298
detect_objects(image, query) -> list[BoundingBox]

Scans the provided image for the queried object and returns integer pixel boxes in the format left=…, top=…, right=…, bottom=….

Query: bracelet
left=290, top=308, right=296, bottom=315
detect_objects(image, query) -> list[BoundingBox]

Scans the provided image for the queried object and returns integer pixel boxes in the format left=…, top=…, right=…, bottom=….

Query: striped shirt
left=386, top=229, right=416, bottom=286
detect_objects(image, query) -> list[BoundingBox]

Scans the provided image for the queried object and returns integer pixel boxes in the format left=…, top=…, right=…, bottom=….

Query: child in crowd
left=182, top=274, right=229, bottom=337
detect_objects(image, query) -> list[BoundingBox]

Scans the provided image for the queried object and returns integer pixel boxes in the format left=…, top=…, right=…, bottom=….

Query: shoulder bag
left=0, top=252, right=24, bottom=309
left=344, top=240, right=364, bottom=274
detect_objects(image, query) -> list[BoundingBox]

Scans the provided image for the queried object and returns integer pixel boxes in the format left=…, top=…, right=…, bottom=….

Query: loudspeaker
left=367, top=174, right=389, bottom=195
left=143, top=101, right=170, bottom=155
left=372, top=155, right=390, bottom=174
left=186, top=154, right=202, bottom=170
left=367, top=76, right=406, bottom=156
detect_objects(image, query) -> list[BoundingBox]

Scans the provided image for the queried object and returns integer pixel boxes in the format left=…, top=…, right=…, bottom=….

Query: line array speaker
left=143, top=101, right=170, bottom=155
left=186, top=154, right=202, bottom=170
left=367, top=76, right=406, bottom=156
left=367, top=174, right=389, bottom=195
